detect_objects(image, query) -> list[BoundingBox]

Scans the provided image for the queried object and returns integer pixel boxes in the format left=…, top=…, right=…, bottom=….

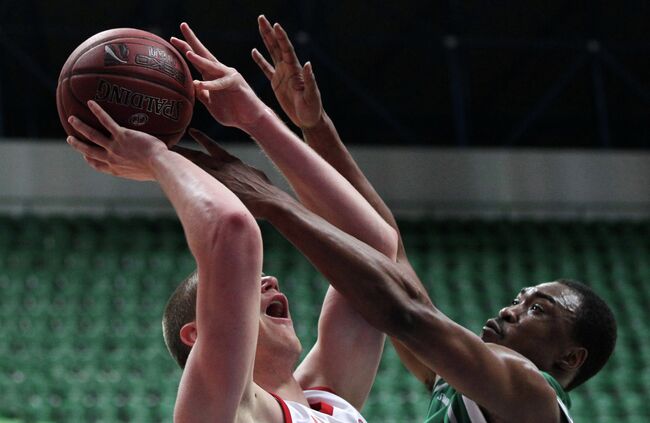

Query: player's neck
left=547, top=367, right=574, bottom=392
left=254, top=368, right=309, bottom=406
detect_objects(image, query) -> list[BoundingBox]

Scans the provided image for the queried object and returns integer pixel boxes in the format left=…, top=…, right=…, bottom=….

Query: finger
left=194, top=74, right=239, bottom=92
left=171, top=144, right=209, bottom=162
left=66, top=136, right=108, bottom=161
left=303, top=62, right=322, bottom=104
left=194, top=87, right=211, bottom=105
left=189, top=128, right=236, bottom=162
left=251, top=48, right=275, bottom=81
left=86, top=100, right=121, bottom=138
left=67, top=115, right=111, bottom=148
left=186, top=50, right=229, bottom=77
left=84, top=156, right=112, bottom=174
left=258, top=14, right=272, bottom=30
left=179, top=22, right=218, bottom=62
left=273, top=23, right=301, bottom=66
left=258, top=15, right=282, bottom=65
left=170, top=37, right=193, bottom=55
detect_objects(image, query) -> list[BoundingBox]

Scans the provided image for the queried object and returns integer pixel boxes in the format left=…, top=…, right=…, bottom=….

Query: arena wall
left=1, top=140, right=649, bottom=218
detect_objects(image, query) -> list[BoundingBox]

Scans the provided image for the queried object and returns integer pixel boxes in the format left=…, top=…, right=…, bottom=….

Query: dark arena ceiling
left=1, top=1, right=649, bottom=148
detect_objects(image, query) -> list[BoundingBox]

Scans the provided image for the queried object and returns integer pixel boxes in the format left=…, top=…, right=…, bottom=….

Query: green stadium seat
left=0, top=215, right=648, bottom=422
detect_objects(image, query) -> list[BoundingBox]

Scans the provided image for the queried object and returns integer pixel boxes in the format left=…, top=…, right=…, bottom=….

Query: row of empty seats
left=0, top=215, right=648, bottom=422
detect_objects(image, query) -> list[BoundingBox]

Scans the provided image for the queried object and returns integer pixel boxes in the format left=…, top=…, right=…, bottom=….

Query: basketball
left=56, top=28, right=195, bottom=146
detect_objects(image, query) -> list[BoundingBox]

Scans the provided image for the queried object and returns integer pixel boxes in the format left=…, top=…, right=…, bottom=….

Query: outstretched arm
left=252, top=15, right=436, bottom=387
left=67, top=101, right=263, bottom=423
left=177, top=148, right=561, bottom=422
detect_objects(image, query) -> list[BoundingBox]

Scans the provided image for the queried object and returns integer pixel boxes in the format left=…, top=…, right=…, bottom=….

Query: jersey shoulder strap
left=540, top=372, right=574, bottom=423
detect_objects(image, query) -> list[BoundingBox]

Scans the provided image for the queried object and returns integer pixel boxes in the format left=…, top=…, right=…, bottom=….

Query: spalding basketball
left=56, top=28, right=194, bottom=146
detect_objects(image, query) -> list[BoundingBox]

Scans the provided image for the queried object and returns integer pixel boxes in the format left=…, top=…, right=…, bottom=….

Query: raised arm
left=174, top=148, right=560, bottom=422
left=183, top=129, right=393, bottom=408
left=252, top=15, right=435, bottom=387
left=170, top=22, right=396, bottom=257
left=252, top=16, right=401, bottom=249
left=171, top=21, right=398, bottom=409
left=67, top=101, right=263, bottom=423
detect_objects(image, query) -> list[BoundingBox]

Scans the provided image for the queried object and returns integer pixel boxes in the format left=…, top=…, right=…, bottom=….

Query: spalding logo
left=95, top=79, right=181, bottom=121
left=129, top=113, right=149, bottom=126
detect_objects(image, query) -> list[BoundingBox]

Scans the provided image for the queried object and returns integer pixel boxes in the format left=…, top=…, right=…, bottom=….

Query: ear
left=558, top=346, right=588, bottom=371
left=179, top=322, right=198, bottom=347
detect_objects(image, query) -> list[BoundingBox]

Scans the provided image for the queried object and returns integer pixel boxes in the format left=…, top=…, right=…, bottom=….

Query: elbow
left=212, top=209, right=262, bottom=251
left=219, top=209, right=261, bottom=233
left=191, top=201, right=262, bottom=258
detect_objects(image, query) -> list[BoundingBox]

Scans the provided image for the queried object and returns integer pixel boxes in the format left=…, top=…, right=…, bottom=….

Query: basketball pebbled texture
left=57, top=28, right=195, bottom=146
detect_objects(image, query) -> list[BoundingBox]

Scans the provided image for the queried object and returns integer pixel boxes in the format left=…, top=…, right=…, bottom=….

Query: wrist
left=301, top=112, right=330, bottom=134
left=146, top=145, right=174, bottom=175
left=240, top=106, right=276, bottom=137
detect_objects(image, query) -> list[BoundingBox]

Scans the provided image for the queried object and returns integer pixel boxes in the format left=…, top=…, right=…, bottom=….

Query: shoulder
left=539, top=372, right=574, bottom=423
left=428, top=374, right=566, bottom=423
left=495, top=344, right=560, bottom=396
left=480, top=344, right=563, bottom=422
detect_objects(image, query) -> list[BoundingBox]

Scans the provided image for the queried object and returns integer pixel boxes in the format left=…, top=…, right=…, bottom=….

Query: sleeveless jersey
left=273, top=388, right=368, bottom=423
left=424, top=372, right=573, bottom=423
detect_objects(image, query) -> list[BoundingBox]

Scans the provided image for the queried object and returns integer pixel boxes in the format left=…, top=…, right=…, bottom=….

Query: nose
left=498, top=305, right=518, bottom=323
left=261, top=275, right=279, bottom=292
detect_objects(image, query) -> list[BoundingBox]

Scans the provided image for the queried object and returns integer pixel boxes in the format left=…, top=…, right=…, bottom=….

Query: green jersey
left=424, top=372, right=573, bottom=423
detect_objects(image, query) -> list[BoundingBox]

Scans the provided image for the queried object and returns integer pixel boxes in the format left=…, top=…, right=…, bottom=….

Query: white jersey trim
left=461, top=395, right=488, bottom=423
left=274, top=388, right=367, bottom=423
left=557, top=397, right=573, bottom=423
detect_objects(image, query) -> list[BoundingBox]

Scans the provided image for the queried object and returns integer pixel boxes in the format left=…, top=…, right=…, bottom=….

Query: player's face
left=481, top=282, right=580, bottom=370
left=257, top=275, right=302, bottom=358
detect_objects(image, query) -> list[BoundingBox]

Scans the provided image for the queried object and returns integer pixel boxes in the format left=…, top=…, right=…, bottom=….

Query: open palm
left=252, top=16, right=322, bottom=129
left=171, top=23, right=267, bottom=130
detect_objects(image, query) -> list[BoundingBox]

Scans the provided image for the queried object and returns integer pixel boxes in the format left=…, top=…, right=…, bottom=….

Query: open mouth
left=265, top=294, right=289, bottom=319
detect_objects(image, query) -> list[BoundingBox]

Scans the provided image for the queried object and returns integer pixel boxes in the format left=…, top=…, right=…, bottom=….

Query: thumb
left=252, top=48, right=275, bottom=81
left=171, top=144, right=208, bottom=163
left=194, top=87, right=211, bottom=105
left=195, top=73, right=239, bottom=92
left=189, top=128, right=237, bottom=162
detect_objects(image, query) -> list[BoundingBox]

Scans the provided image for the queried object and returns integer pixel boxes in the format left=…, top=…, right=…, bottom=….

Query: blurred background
left=2, top=0, right=650, bottom=147
left=1, top=1, right=649, bottom=422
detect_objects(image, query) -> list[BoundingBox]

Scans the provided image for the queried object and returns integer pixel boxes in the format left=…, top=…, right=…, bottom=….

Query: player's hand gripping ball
left=57, top=28, right=194, bottom=146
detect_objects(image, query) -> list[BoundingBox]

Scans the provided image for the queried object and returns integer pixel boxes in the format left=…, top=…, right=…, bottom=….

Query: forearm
left=302, top=112, right=400, bottom=232
left=262, top=193, right=552, bottom=420
left=302, top=111, right=417, bottom=266
left=301, top=113, right=356, bottom=180
left=149, top=150, right=251, bottom=256
left=258, top=187, right=551, bottom=418
left=259, top=192, right=425, bottom=334
left=245, top=109, right=397, bottom=257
